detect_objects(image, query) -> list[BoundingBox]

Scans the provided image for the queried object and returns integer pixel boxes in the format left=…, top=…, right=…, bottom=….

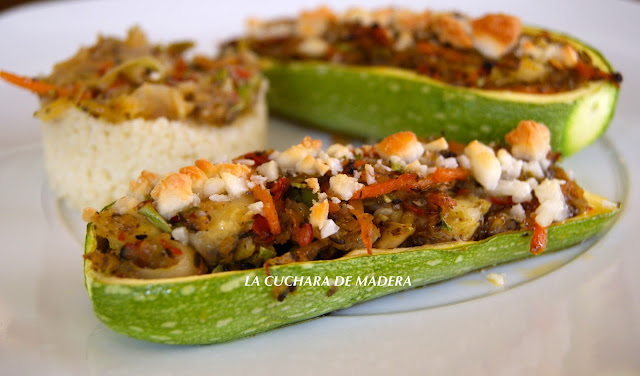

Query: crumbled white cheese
left=517, top=37, right=578, bottom=68
left=112, top=195, right=140, bottom=215
left=343, top=7, right=374, bottom=26
left=315, top=161, right=330, bottom=176
left=424, top=137, right=448, bottom=152
left=249, top=174, right=267, bottom=188
left=457, top=154, right=471, bottom=169
left=435, top=155, right=459, bottom=169
left=330, top=196, right=341, bottom=204
left=505, top=120, right=551, bottom=161
left=326, top=143, right=355, bottom=160
left=486, top=272, right=506, bottom=287
left=390, top=155, right=407, bottom=169
left=375, top=131, right=425, bottom=163
left=150, top=173, right=198, bottom=219
left=256, top=160, right=279, bottom=182
left=320, top=219, right=340, bottom=238
left=497, top=149, right=523, bottom=179
left=533, top=178, right=569, bottom=227
left=523, top=160, right=545, bottom=179
left=203, top=177, right=225, bottom=197
left=247, top=18, right=295, bottom=39
left=128, top=171, right=160, bottom=201
left=171, top=227, right=189, bottom=245
left=296, top=155, right=318, bottom=175
left=320, top=157, right=343, bottom=175
left=305, top=178, right=320, bottom=193
left=235, top=159, right=255, bottom=166
left=298, top=37, right=329, bottom=57
left=270, top=140, right=320, bottom=171
left=464, top=140, right=501, bottom=190
left=330, top=174, right=364, bottom=201
left=491, top=179, right=532, bottom=204
left=309, top=200, right=329, bottom=230
left=405, top=160, right=429, bottom=177
left=209, top=194, right=231, bottom=202
left=364, top=164, right=376, bottom=185
left=539, top=159, right=550, bottom=172
left=221, top=172, right=248, bottom=198
left=247, top=201, right=265, bottom=216
left=395, top=31, right=413, bottom=50
left=376, top=159, right=392, bottom=172
left=471, top=14, right=521, bottom=60
left=509, top=204, right=526, bottom=222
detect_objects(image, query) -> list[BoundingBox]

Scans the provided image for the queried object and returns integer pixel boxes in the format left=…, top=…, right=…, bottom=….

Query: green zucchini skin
left=262, top=29, right=619, bottom=156
left=84, top=204, right=618, bottom=345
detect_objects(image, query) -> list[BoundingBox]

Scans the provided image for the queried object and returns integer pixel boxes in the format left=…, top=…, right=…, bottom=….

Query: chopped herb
left=442, top=218, right=452, bottom=231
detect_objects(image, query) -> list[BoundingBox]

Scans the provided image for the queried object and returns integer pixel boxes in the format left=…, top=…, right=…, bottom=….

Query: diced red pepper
left=251, top=214, right=274, bottom=242
left=269, top=177, right=290, bottom=202
left=234, top=66, right=252, bottom=79
left=234, top=151, right=271, bottom=166
left=349, top=200, right=375, bottom=255
left=405, top=204, right=430, bottom=216
left=251, top=185, right=281, bottom=235
left=488, top=196, right=514, bottom=206
left=293, top=223, right=314, bottom=247
left=160, top=238, right=183, bottom=256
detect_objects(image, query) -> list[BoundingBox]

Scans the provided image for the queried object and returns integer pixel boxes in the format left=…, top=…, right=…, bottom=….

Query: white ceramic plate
left=1, top=1, right=639, bottom=374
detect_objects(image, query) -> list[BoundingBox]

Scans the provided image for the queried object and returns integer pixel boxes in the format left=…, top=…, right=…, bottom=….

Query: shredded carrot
left=263, top=263, right=271, bottom=277
left=172, top=57, right=187, bottom=80
left=530, top=222, right=547, bottom=255
left=97, top=60, right=114, bottom=76
left=349, top=200, right=375, bottom=255
left=353, top=159, right=366, bottom=168
left=352, top=173, right=418, bottom=200
left=0, top=70, right=68, bottom=96
left=353, top=168, right=467, bottom=200
left=251, top=185, right=281, bottom=235
left=416, top=41, right=467, bottom=62
left=430, top=167, right=468, bottom=183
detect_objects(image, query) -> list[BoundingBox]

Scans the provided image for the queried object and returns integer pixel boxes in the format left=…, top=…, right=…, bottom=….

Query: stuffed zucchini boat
left=226, top=7, right=622, bottom=156
left=83, top=120, right=619, bottom=345
left=0, top=27, right=267, bottom=211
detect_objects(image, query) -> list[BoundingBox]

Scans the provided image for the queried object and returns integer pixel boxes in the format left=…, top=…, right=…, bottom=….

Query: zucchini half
left=84, top=191, right=619, bottom=345
left=262, top=27, right=619, bottom=156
